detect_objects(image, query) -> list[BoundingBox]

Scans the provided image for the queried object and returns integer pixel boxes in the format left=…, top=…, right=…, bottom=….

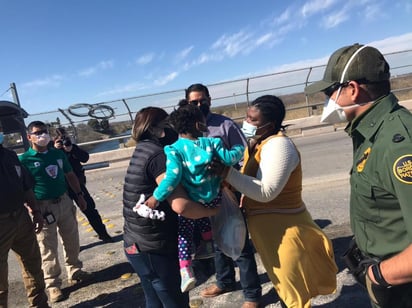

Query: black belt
left=39, top=196, right=62, bottom=204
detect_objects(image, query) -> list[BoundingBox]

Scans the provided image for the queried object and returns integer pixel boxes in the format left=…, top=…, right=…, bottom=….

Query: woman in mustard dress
left=223, top=95, right=338, bottom=308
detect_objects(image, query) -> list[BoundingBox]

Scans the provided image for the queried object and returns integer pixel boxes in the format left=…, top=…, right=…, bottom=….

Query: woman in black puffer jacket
left=123, top=107, right=217, bottom=308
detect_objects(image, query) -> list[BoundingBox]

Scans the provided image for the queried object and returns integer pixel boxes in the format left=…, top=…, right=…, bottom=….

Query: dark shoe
left=99, top=233, right=114, bottom=243
left=242, top=301, right=260, bottom=308
left=200, top=284, right=233, bottom=298
left=68, top=270, right=93, bottom=285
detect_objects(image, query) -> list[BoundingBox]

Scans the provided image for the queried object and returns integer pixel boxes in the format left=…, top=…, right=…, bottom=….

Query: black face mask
left=199, top=103, right=210, bottom=118
left=158, top=127, right=178, bottom=146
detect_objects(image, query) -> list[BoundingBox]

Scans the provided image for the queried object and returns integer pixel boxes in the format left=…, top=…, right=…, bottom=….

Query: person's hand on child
left=208, top=157, right=230, bottom=179
left=145, top=196, right=160, bottom=209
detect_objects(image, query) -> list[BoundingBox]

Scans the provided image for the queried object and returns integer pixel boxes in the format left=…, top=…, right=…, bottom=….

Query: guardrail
left=85, top=98, right=412, bottom=169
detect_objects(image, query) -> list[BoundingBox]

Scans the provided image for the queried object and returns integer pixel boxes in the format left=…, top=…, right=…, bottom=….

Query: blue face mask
left=241, top=121, right=257, bottom=138
left=0, top=132, right=4, bottom=144
left=241, top=121, right=272, bottom=139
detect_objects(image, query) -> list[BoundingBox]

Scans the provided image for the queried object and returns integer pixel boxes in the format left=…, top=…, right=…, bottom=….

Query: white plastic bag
left=210, top=187, right=246, bottom=260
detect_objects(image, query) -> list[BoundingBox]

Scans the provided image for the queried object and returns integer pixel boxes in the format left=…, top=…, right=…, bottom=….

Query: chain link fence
left=17, top=49, right=412, bottom=152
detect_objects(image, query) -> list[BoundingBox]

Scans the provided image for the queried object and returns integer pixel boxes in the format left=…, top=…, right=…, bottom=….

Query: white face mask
left=320, top=87, right=366, bottom=124
left=320, top=87, right=347, bottom=123
left=321, top=99, right=349, bottom=124
left=35, top=133, right=51, bottom=147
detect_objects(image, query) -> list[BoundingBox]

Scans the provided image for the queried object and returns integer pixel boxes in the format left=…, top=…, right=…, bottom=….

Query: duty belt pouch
left=342, top=237, right=379, bottom=287
left=342, top=237, right=364, bottom=273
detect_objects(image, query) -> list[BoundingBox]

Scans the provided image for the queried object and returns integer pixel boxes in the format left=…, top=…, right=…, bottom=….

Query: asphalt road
left=7, top=130, right=372, bottom=307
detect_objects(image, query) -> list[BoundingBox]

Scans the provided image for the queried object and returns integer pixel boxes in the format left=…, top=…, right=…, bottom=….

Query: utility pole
left=10, top=82, right=22, bottom=108
left=233, top=93, right=238, bottom=110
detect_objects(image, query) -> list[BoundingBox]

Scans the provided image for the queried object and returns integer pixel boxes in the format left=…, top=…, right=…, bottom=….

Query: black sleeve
left=146, top=151, right=167, bottom=182
left=70, top=144, right=89, bottom=163
left=21, top=164, right=35, bottom=191
left=2, top=148, right=34, bottom=191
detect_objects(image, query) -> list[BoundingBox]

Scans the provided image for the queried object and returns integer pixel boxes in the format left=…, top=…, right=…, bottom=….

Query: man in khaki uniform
left=19, top=121, right=92, bottom=303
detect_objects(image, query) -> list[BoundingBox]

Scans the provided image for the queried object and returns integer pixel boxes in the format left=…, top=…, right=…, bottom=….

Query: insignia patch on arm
left=356, top=147, right=371, bottom=172
left=393, top=155, right=412, bottom=184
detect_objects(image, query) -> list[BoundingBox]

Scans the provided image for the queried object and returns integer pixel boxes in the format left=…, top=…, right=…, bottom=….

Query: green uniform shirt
left=19, top=147, right=73, bottom=200
left=346, top=93, right=412, bottom=258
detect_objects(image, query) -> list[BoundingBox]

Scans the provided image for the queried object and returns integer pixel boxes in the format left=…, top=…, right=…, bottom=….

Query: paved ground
left=13, top=160, right=367, bottom=308
left=8, top=133, right=373, bottom=308
left=9, top=104, right=412, bottom=308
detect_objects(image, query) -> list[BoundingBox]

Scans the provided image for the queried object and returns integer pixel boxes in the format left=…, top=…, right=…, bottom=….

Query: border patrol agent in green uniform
left=305, top=43, right=412, bottom=308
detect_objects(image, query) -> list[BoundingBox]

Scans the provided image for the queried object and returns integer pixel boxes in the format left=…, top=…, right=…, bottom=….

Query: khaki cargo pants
left=36, top=193, right=83, bottom=289
left=0, top=208, right=49, bottom=308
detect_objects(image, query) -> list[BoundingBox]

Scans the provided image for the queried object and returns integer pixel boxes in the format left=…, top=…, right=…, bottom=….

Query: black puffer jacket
left=122, top=140, right=178, bottom=255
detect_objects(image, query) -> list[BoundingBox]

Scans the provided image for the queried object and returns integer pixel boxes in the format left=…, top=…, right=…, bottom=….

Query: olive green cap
left=305, top=43, right=390, bottom=94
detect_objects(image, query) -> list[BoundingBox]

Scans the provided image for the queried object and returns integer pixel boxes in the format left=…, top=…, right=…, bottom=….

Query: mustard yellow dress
left=227, top=133, right=337, bottom=308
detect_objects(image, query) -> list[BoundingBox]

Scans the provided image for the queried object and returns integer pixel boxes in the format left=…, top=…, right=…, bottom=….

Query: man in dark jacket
left=53, top=128, right=113, bottom=243
left=185, top=83, right=262, bottom=308
left=0, top=120, right=50, bottom=308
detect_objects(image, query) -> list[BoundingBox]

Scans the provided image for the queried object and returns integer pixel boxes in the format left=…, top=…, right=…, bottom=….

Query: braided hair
left=250, top=95, right=287, bottom=134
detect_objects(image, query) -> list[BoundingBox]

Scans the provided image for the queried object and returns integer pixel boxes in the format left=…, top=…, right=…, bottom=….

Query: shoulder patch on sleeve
left=357, top=147, right=371, bottom=173
left=393, top=155, right=412, bottom=184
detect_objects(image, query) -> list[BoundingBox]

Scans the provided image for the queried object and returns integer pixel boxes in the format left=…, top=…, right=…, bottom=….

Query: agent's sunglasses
left=323, top=82, right=349, bottom=97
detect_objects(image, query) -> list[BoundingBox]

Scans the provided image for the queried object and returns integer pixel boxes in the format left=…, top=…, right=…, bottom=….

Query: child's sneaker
left=194, top=239, right=215, bottom=260
left=180, top=266, right=197, bottom=293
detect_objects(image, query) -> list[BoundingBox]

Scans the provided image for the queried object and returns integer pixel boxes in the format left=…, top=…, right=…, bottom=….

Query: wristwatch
left=371, top=262, right=392, bottom=288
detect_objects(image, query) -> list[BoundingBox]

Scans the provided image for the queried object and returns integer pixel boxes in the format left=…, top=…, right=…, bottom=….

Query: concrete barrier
left=85, top=119, right=328, bottom=168
left=87, top=146, right=134, bottom=165
left=87, top=99, right=412, bottom=167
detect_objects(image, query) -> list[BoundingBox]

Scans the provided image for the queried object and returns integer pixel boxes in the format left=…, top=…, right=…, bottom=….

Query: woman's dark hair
left=251, top=95, right=287, bottom=133
left=132, top=107, right=168, bottom=142
left=185, top=83, right=210, bottom=100
left=169, top=104, right=204, bottom=134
